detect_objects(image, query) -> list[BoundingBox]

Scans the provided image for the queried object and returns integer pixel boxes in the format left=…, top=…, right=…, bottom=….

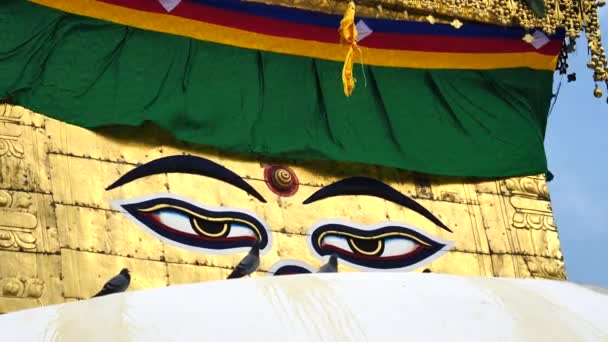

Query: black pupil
left=348, top=237, right=383, bottom=255
left=191, top=218, right=228, bottom=236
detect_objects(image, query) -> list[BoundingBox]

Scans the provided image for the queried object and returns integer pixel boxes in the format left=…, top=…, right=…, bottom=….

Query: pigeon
left=227, top=241, right=260, bottom=279
left=92, top=268, right=131, bottom=298
left=317, top=254, right=339, bottom=273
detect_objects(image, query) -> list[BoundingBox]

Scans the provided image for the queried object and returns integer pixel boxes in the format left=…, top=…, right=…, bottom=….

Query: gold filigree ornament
left=251, top=0, right=607, bottom=102
left=368, top=0, right=607, bottom=102
left=405, top=0, right=606, bottom=102
left=522, top=33, right=535, bottom=43
left=451, top=19, right=463, bottom=29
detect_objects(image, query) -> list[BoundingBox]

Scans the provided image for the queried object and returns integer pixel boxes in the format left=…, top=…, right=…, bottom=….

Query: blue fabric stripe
left=187, top=0, right=564, bottom=39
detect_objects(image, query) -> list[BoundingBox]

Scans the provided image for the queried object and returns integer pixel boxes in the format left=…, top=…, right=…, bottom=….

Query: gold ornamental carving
left=524, top=257, right=567, bottom=280
left=504, top=175, right=549, bottom=199
left=248, top=0, right=607, bottom=101
left=0, top=105, right=23, bottom=124
left=0, top=277, right=45, bottom=299
left=0, top=105, right=24, bottom=159
left=512, top=211, right=556, bottom=231
left=0, top=190, right=38, bottom=251
left=503, top=175, right=556, bottom=231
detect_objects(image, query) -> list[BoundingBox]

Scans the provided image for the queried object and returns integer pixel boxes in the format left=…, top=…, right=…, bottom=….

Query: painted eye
left=322, top=234, right=422, bottom=258
left=149, top=209, right=257, bottom=240
left=110, top=194, right=271, bottom=254
left=308, top=220, right=453, bottom=271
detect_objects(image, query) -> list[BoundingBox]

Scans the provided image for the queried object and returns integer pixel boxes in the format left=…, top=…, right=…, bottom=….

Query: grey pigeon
left=227, top=241, right=260, bottom=279
left=317, top=254, right=339, bottom=273
left=92, top=268, right=131, bottom=298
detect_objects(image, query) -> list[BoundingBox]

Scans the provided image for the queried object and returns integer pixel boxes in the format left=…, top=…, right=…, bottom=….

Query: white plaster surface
left=1, top=273, right=607, bottom=341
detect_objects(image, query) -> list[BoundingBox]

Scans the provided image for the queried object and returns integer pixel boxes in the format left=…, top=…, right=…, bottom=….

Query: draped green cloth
left=0, top=1, right=554, bottom=177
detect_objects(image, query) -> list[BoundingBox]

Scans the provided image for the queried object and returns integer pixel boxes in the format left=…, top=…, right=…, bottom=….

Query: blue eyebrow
left=303, top=177, right=452, bottom=232
left=105, top=155, right=266, bottom=203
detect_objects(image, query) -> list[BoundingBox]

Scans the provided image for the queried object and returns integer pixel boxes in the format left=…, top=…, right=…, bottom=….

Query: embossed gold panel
left=0, top=104, right=566, bottom=314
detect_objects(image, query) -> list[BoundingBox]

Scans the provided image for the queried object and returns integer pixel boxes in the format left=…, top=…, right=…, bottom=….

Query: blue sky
left=545, top=7, right=608, bottom=286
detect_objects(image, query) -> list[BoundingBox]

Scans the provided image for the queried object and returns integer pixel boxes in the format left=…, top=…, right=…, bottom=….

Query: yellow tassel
left=339, top=1, right=359, bottom=97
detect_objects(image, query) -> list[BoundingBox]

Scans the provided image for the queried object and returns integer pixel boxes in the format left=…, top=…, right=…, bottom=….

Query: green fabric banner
left=0, top=1, right=553, bottom=178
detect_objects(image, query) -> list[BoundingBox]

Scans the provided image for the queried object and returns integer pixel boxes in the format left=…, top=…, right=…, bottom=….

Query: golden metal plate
left=0, top=104, right=566, bottom=314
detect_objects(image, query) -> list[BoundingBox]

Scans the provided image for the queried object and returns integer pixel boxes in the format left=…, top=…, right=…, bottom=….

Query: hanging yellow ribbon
left=338, top=1, right=360, bottom=97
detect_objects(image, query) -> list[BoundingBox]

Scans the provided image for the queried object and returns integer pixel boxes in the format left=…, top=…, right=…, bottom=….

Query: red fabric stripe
left=96, top=0, right=562, bottom=55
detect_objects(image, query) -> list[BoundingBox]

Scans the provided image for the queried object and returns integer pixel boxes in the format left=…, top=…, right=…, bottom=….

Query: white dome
left=1, top=273, right=607, bottom=341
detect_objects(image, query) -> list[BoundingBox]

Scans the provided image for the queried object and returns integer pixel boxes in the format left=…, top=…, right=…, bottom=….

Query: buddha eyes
left=111, top=196, right=452, bottom=271
left=110, top=194, right=271, bottom=254
left=308, top=220, right=453, bottom=271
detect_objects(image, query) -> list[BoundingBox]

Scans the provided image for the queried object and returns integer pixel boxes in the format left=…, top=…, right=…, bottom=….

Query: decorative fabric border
left=30, top=0, right=563, bottom=70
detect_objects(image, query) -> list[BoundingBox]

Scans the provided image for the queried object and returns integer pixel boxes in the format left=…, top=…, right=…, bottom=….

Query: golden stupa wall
left=0, top=104, right=565, bottom=314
